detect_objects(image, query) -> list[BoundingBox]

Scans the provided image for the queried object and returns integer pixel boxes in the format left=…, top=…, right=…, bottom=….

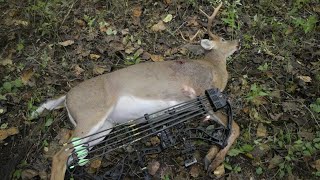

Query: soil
left=0, top=0, right=319, bottom=179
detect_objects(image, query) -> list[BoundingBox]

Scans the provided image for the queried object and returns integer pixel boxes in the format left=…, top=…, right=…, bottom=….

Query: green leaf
left=0, top=123, right=8, bottom=129
left=224, top=162, right=233, bottom=170
left=13, top=79, right=23, bottom=88
left=3, top=82, right=12, bottom=92
left=310, top=104, right=320, bottom=113
left=241, top=144, right=254, bottom=152
left=13, top=169, right=22, bottom=179
left=43, top=139, right=49, bottom=146
left=234, top=166, right=241, bottom=173
left=256, top=167, right=263, bottom=175
left=0, top=94, right=6, bottom=100
left=45, top=118, right=53, bottom=127
left=314, top=171, right=320, bottom=177
left=228, top=148, right=242, bottom=156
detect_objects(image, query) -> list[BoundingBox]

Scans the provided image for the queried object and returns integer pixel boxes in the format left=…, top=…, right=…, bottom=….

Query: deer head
left=200, top=3, right=240, bottom=59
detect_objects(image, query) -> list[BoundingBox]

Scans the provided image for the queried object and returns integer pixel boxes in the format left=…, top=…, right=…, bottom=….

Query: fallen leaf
left=0, top=127, right=19, bottom=141
left=55, top=128, right=73, bottom=145
left=38, top=171, right=48, bottom=179
left=282, top=102, right=298, bottom=112
left=150, top=54, right=164, bottom=62
left=142, top=52, right=151, bottom=60
left=0, top=58, right=12, bottom=66
left=164, top=0, right=172, bottom=5
left=270, top=113, right=283, bottom=121
left=268, top=155, right=283, bottom=169
left=58, top=40, right=74, bottom=46
left=251, top=144, right=270, bottom=158
left=0, top=123, right=8, bottom=129
left=21, top=68, right=34, bottom=85
left=147, top=161, right=160, bottom=176
left=298, top=131, right=315, bottom=141
left=285, top=26, right=293, bottom=35
left=74, top=65, right=84, bottom=76
left=132, top=6, right=142, bottom=17
left=121, top=28, right=129, bottom=35
left=256, top=123, right=267, bottom=137
left=297, top=75, right=312, bottom=83
left=150, top=136, right=160, bottom=145
left=213, top=164, right=225, bottom=177
left=21, top=169, right=38, bottom=180
left=13, top=19, right=29, bottom=26
left=90, top=159, right=102, bottom=169
left=190, top=165, right=200, bottom=178
left=89, top=54, right=101, bottom=60
left=76, top=19, right=86, bottom=27
left=187, top=16, right=199, bottom=27
left=311, top=159, right=320, bottom=171
left=151, top=20, right=166, bottom=32
left=125, top=46, right=135, bottom=54
left=93, top=65, right=106, bottom=75
left=163, top=14, right=173, bottom=23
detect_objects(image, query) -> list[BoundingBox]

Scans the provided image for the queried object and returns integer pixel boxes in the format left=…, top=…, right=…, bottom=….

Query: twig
left=281, top=90, right=319, bottom=128
left=60, top=0, right=78, bottom=28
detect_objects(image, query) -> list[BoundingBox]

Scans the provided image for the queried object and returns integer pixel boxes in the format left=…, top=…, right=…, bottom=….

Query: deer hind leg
left=204, top=112, right=240, bottom=172
left=50, top=105, right=115, bottom=180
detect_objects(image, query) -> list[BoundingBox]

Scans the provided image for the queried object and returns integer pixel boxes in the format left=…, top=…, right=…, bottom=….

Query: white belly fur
left=108, top=96, right=180, bottom=124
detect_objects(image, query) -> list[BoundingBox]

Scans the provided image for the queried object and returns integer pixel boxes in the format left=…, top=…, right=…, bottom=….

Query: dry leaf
left=76, top=19, right=86, bottom=27
left=163, top=14, right=173, bottom=23
left=142, top=52, right=151, bottom=60
left=93, top=65, right=105, bottom=75
left=151, top=21, right=166, bottom=32
left=270, top=113, right=283, bottom=121
left=89, top=54, right=101, bottom=60
left=190, top=165, right=200, bottom=178
left=147, top=161, right=160, bottom=176
left=74, top=65, right=84, bottom=76
left=213, top=164, right=225, bottom=177
left=132, top=6, right=142, bottom=17
left=99, top=25, right=107, bottom=33
left=21, top=169, right=38, bottom=180
left=58, top=40, right=74, bottom=46
left=187, top=16, right=199, bottom=27
left=282, top=102, right=298, bottom=112
left=90, top=159, right=102, bottom=169
left=0, top=127, right=19, bottom=140
left=55, top=128, right=73, bottom=145
left=256, top=123, right=267, bottom=137
left=13, top=19, right=29, bottom=26
left=150, top=54, right=164, bottom=62
left=268, top=155, right=283, bottom=169
left=125, top=46, right=135, bottom=54
left=150, top=136, right=160, bottom=145
left=0, top=58, right=13, bottom=66
left=121, top=28, right=129, bottom=35
left=164, top=0, right=172, bottom=5
left=311, top=159, right=320, bottom=171
left=21, top=68, right=34, bottom=85
left=297, top=75, right=312, bottom=83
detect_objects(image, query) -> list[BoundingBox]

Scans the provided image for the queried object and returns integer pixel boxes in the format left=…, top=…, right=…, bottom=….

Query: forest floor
left=0, top=0, right=319, bottom=179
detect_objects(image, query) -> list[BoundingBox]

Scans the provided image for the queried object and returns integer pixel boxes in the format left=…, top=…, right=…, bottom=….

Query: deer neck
left=204, top=50, right=227, bottom=69
left=202, top=51, right=228, bottom=90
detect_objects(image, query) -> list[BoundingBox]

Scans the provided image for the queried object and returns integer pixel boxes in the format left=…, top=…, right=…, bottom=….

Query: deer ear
left=200, top=39, right=216, bottom=50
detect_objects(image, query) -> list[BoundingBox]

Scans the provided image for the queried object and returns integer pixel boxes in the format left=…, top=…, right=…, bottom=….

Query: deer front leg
left=204, top=112, right=240, bottom=172
left=51, top=143, right=74, bottom=180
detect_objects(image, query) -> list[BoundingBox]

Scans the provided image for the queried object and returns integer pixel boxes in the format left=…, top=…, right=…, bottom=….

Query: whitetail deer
left=32, top=3, right=240, bottom=179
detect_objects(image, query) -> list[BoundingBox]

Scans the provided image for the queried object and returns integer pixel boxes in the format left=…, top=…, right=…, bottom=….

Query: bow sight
left=66, top=88, right=233, bottom=179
